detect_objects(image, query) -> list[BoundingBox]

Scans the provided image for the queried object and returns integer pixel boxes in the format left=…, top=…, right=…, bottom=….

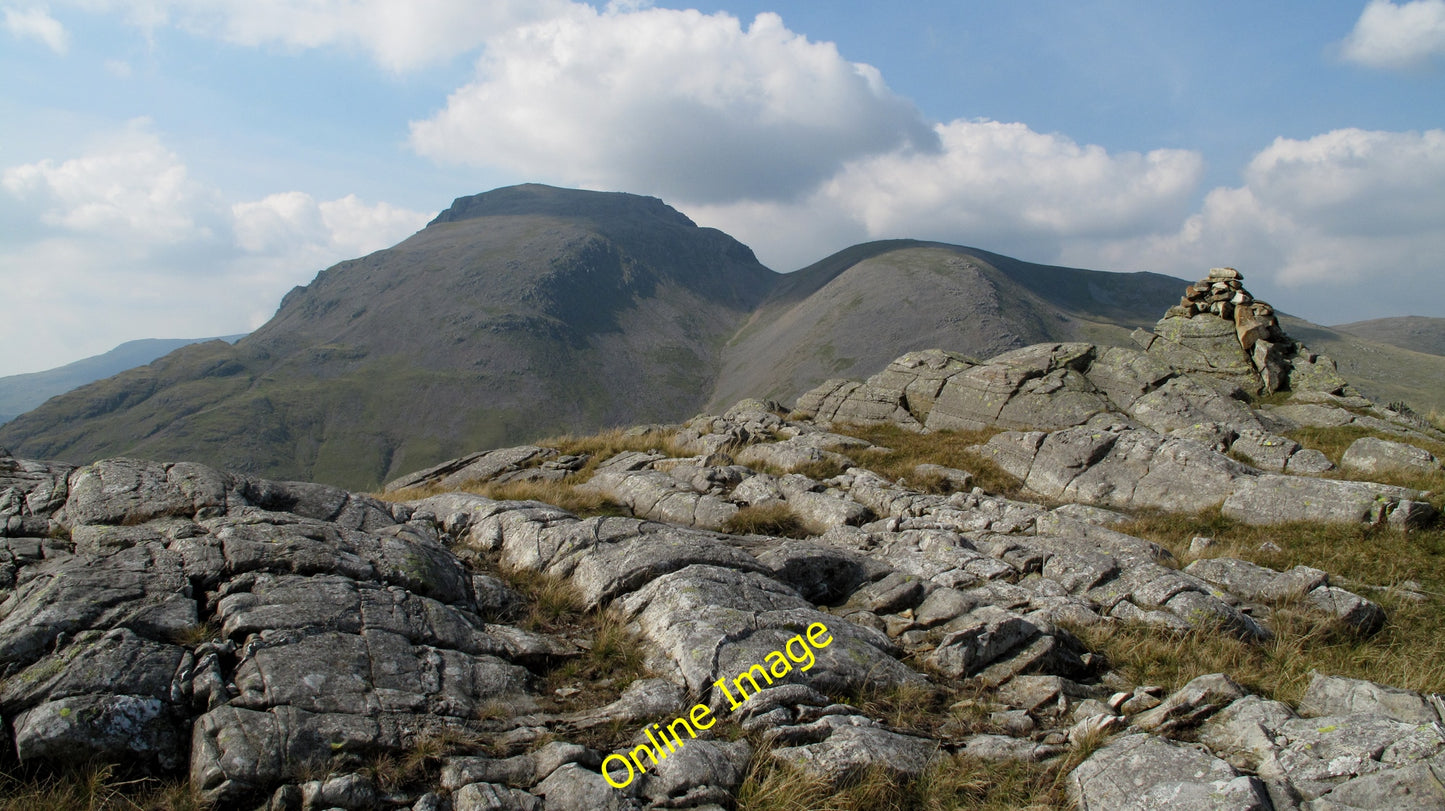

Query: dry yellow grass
left=0, top=762, right=207, bottom=811
left=722, top=503, right=809, bottom=538
left=830, top=423, right=1023, bottom=498
left=1103, top=510, right=1445, bottom=701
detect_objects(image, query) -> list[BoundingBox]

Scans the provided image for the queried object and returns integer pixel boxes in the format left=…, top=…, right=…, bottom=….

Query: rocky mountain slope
left=0, top=186, right=776, bottom=490
left=3, top=270, right=1444, bottom=809
left=707, top=241, right=1184, bottom=410
left=0, top=335, right=244, bottom=425
left=1334, top=315, right=1445, bottom=357
left=5, top=185, right=1445, bottom=491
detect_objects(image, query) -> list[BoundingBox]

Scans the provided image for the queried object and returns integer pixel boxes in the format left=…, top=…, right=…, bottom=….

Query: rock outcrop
left=2, top=267, right=1442, bottom=809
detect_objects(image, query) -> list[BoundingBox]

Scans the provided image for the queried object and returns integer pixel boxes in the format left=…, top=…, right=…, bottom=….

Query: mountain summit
left=0, top=185, right=775, bottom=489
left=5, top=184, right=1443, bottom=489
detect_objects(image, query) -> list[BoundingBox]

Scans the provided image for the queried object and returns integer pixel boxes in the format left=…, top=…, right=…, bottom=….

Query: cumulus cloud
left=2, top=120, right=211, bottom=243
left=686, top=119, right=1204, bottom=270
left=410, top=6, right=937, bottom=204
left=0, top=124, right=429, bottom=375
left=1341, top=0, right=1445, bottom=70
left=65, top=0, right=573, bottom=70
left=1061, top=128, right=1445, bottom=321
left=3, top=6, right=69, bottom=53
left=233, top=191, right=430, bottom=260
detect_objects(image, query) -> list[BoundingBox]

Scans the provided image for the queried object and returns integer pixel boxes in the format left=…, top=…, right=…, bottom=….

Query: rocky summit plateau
left=3, top=261, right=1445, bottom=810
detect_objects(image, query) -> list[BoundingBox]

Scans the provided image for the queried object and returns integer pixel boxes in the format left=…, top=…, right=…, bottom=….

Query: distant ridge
left=0, top=336, right=244, bottom=425
left=4, top=184, right=1443, bottom=489
left=1334, top=316, right=1445, bottom=358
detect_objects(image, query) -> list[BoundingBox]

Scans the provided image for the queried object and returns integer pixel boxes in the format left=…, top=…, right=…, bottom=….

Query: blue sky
left=2, top=1, right=1443, bottom=377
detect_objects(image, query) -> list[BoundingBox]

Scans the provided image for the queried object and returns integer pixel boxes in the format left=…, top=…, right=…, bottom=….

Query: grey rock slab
left=191, top=704, right=424, bottom=803
left=1127, top=374, right=1262, bottom=434
left=66, top=458, right=234, bottom=525
left=557, top=678, right=686, bottom=733
left=1303, top=757, right=1445, bottom=810
left=453, top=782, right=542, bottom=811
left=1285, top=448, right=1335, bottom=474
left=962, top=733, right=1066, bottom=762
left=924, top=343, right=1099, bottom=432
left=1222, top=475, right=1425, bottom=526
left=753, top=541, right=883, bottom=605
left=0, top=543, right=194, bottom=676
left=643, top=738, right=751, bottom=803
left=771, top=725, right=938, bottom=785
left=1051, top=503, right=1132, bottom=527
left=0, top=452, right=74, bottom=517
left=1269, top=403, right=1357, bottom=428
left=229, top=627, right=535, bottom=717
left=615, top=564, right=921, bottom=699
left=794, top=379, right=862, bottom=423
left=534, top=762, right=641, bottom=811
left=561, top=519, right=772, bottom=609
left=579, top=467, right=738, bottom=530
left=927, top=605, right=1042, bottom=678
left=215, top=572, right=551, bottom=663
left=736, top=439, right=853, bottom=474
left=1068, top=732, right=1271, bottom=811
left=1273, top=714, right=1445, bottom=800
left=1131, top=673, right=1247, bottom=734
left=1146, top=315, right=1261, bottom=390
left=783, top=489, right=871, bottom=533
left=1305, top=587, right=1387, bottom=634
left=1232, top=430, right=1302, bottom=473
left=442, top=742, right=598, bottom=790
left=1341, top=437, right=1441, bottom=477
left=14, top=693, right=184, bottom=769
left=0, top=626, right=186, bottom=714
left=203, top=511, right=471, bottom=603
left=1197, top=694, right=1300, bottom=773
left=1297, top=673, right=1442, bottom=725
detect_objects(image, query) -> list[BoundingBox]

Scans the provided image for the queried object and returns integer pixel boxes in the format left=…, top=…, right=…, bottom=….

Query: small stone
left=1120, top=693, right=1162, bottom=714
left=1189, top=536, right=1217, bottom=555
left=1258, top=541, right=1283, bottom=553
left=1208, top=267, right=1243, bottom=281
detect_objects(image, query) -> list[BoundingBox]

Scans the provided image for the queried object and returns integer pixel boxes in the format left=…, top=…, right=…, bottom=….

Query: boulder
left=771, top=725, right=937, bottom=785
left=1068, top=733, right=1271, bottom=810
left=1221, top=475, right=1429, bottom=526
left=1297, top=673, right=1443, bottom=725
left=1340, top=437, right=1441, bottom=477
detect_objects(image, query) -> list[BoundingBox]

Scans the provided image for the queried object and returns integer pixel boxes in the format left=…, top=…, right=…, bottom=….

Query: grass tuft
left=830, top=423, right=1024, bottom=498
left=723, top=503, right=810, bottom=538
left=1104, top=508, right=1445, bottom=701
left=0, top=762, right=208, bottom=811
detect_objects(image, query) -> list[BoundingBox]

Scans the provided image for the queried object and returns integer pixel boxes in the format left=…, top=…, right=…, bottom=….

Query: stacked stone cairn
left=1164, top=267, right=1290, bottom=393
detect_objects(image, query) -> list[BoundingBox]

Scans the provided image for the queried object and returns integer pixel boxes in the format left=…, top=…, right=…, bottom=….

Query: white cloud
left=1341, top=0, right=1445, bottom=70
left=66, top=0, right=574, bottom=70
left=2, top=120, right=211, bottom=243
left=1060, top=128, right=1445, bottom=321
left=687, top=118, right=1204, bottom=270
left=0, top=124, right=429, bottom=376
left=233, top=191, right=430, bottom=260
left=410, top=6, right=936, bottom=204
left=3, top=6, right=69, bottom=53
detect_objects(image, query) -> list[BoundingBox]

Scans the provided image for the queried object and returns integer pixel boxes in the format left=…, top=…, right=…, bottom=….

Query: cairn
left=1164, top=267, right=1290, bottom=392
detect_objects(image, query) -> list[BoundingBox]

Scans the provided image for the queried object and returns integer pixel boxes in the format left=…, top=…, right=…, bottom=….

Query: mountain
left=5, top=184, right=1444, bottom=490
left=0, top=185, right=776, bottom=489
left=1333, top=316, right=1445, bottom=357
left=708, top=241, right=1184, bottom=409
left=0, top=336, right=244, bottom=425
